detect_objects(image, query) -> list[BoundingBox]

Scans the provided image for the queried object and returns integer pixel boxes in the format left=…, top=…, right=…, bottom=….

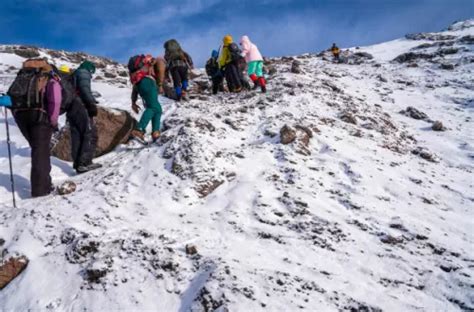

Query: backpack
left=7, top=59, right=53, bottom=111
left=164, top=39, right=183, bottom=61
left=128, top=55, right=147, bottom=74
left=205, top=58, right=219, bottom=78
left=56, top=72, right=76, bottom=113
left=228, top=43, right=243, bottom=62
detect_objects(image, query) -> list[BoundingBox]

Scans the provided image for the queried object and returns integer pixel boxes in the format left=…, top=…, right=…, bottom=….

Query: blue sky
left=1, top=0, right=473, bottom=66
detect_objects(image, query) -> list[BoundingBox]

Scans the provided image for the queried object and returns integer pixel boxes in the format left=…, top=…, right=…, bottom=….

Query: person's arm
left=241, top=41, right=250, bottom=57
left=219, top=48, right=228, bottom=68
left=131, top=85, right=140, bottom=114
left=76, top=70, right=98, bottom=116
left=46, top=79, right=62, bottom=129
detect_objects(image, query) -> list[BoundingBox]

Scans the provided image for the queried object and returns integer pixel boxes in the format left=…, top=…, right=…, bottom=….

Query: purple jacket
left=46, top=78, right=62, bottom=128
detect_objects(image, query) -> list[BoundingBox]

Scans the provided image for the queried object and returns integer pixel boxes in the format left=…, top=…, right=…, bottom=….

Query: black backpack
left=228, top=43, right=243, bottom=62
left=57, top=72, right=76, bottom=114
left=7, top=59, right=53, bottom=111
left=205, top=58, right=219, bottom=77
left=128, top=55, right=147, bottom=74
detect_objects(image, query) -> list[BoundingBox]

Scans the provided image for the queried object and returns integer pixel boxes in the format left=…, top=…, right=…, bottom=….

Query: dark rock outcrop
left=51, top=106, right=136, bottom=161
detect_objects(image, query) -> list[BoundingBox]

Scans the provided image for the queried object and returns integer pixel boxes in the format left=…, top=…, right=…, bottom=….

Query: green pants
left=136, top=77, right=162, bottom=132
left=247, top=61, right=263, bottom=77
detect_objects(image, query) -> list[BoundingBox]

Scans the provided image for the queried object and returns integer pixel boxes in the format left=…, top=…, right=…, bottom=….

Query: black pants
left=67, top=98, right=97, bottom=169
left=14, top=111, right=53, bottom=197
left=170, top=66, right=188, bottom=88
left=224, top=63, right=242, bottom=91
left=212, top=76, right=224, bottom=94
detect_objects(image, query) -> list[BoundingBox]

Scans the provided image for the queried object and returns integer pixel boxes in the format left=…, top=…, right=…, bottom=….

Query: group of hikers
left=3, top=34, right=267, bottom=198
left=128, top=35, right=267, bottom=143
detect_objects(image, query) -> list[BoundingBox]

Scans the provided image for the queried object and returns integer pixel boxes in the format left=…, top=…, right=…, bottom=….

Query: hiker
left=219, top=35, right=244, bottom=93
left=205, top=50, right=224, bottom=94
left=164, top=39, right=193, bottom=101
left=7, top=59, right=58, bottom=196
left=240, top=35, right=266, bottom=93
left=331, top=43, right=340, bottom=62
left=128, top=55, right=163, bottom=143
left=69, top=61, right=102, bottom=173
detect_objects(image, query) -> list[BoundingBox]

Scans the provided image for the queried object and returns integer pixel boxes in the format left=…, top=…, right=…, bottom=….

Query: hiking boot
left=234, top=86, right=242, bottom=93
left=130, top=129, right=145, bottom=141
left=259, top=77, right=267, bottom=93
left=76, top=163, right=102, bottom=174
left=152, top=131, right=161, bottom=142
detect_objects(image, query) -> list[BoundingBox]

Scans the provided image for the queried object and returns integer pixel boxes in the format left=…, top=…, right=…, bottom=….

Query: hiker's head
left=211, top=50, right=219, bottom=58
left=240, top=35, right=250, bottom=46
left=223, top=35, right=233, bottom=46
left=79, top=61, right=96, bottom=74
left=58, top=65, right=70, bottom=74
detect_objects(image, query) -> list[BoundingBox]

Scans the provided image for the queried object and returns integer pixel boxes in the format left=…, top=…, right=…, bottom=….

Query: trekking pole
left=0, top=94, right=16, bottom=208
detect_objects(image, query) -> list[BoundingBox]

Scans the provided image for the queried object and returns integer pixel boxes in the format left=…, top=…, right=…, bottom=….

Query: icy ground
left=0, top=21, right=473, bottom=311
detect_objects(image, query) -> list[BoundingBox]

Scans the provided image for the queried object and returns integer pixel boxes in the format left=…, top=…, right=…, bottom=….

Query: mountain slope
left=0, top=20, right=473, bottom=311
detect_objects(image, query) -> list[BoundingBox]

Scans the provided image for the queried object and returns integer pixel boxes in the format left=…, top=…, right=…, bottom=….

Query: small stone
left=185, top=244, right=197, bottom=255
left=432, top=121, right=446, bottom=131
left=57, top=181, right=77, bottom=195
left=280, top=125, right=297, bottom=144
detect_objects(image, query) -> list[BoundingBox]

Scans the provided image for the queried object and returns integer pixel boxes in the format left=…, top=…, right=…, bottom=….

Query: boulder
left=291, top=61, right=302, bottom=74
left=399, top=106, right=431, bottom=121
left=51, top=106, right=136, bottom=161
left=280, top=125, right=297, bottom=144
left=0, top=256, right=29, bottom=290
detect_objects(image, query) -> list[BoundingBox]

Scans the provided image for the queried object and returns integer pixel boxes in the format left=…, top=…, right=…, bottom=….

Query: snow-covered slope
left=0, top=21, right=473, bottom=311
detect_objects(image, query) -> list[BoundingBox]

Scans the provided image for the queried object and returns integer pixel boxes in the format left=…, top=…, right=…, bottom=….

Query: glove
left=88, top=105, right=98, bottom=117
left=131, top=102, right=141, bottom=114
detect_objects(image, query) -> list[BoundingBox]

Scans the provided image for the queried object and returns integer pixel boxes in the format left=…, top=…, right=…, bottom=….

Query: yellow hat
left=223, top=35, right=233, bottom=45
left=58, top=65, right=70, bottom=73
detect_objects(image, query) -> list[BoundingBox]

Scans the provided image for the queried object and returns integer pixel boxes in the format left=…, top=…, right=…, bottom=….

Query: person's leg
left=248, top=61, right=259, bottom=88
left=170, top=67, right=183, bottom=99
left=256, top=61, right=266, bottom=93
left=80, top=117, right=97, bottom=166
left=224, top=66, right=234, bottom=92
left=212, top=78, right=219, bottom=94
left=137, top=77, right=159, bottom=133
left=66, top=100, right=85, bottom=168
left=29, top=119, right=53, bottom=197
left=230, top=63, right=242, bottom=90
left=180, top=66, right=189, bottom=91
left=72, top=101, right=93, bottom=168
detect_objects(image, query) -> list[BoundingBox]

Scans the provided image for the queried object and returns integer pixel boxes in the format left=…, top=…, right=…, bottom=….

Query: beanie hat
left=223, top=35, right=233, bottom=45
left=78, top=60, right=96, bottom=74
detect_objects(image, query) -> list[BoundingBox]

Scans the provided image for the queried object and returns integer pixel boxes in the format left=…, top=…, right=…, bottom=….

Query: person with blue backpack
left=205, top=50, right=224, bottom=95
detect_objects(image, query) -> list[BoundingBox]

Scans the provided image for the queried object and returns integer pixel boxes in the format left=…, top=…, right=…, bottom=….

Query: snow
left=0, top=21, right=473, bottom=311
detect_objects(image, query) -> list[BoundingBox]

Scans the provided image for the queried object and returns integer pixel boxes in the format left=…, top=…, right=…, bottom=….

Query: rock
left=57, top=181, right=77, bottom=195
left=267, top=66, right=277, bottom=75
left=0, top=256, right=29, bottom=290
left=339, top=112, right=357, bottom=125
left=399, top=106, right=431, bottom=121
left=185, top=244, right=198, bottom=255
left=195, top=180, right=224, bottom=198
left=393, top=52, right=434, bottom=63
left=405, top=33, right=456, bottom=41
left=377, top=75, right=388, bottom=83
left=291, top=61, right=302, bottom=74
left=104, top=71, right=117, bottom=78
left=440, top=63, right=455, bottom=70
left=280, top=125, right=297, bottom=144
left=412, top=147, right=439, bottom=163
left=51, top=106, right=137, bottom=161
left=353, top=52, right=374, bottom=59
left=13, top=46, right=40, bottom=58
left=432, top=121, right=446, bottom=131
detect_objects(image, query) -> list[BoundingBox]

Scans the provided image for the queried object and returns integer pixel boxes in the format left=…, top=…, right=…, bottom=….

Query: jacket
left=218, top=46, right=232, bottom=68
left=74, top=68, right=98, bottom=116
left=240, top=36, right=263, bottom=63
left=45, top=78, right=62, bottom=128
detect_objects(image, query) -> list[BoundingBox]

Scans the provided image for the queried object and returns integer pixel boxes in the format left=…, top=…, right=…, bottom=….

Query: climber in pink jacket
left=240, top=35, right=266, bottom=93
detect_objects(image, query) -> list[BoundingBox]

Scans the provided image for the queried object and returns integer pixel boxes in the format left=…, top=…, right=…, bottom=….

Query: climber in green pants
left=130, top=75, right=163, bottom=143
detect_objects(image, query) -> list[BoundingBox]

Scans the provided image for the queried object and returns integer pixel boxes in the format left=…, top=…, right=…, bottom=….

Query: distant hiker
left=205, top=50, right=224, bottom=94
left=128, top=54, right=163, bottom=143
left=164, top=39, right=193, bottom=101
left=219, top=35, right=243, bottom=93
left=71, top=61, right=102, bottom=173
left=331, top=43, right=340, bottom=62
left=7, top=59, right=57, bottom=196
left=240, top=35, right=266, bottom=93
